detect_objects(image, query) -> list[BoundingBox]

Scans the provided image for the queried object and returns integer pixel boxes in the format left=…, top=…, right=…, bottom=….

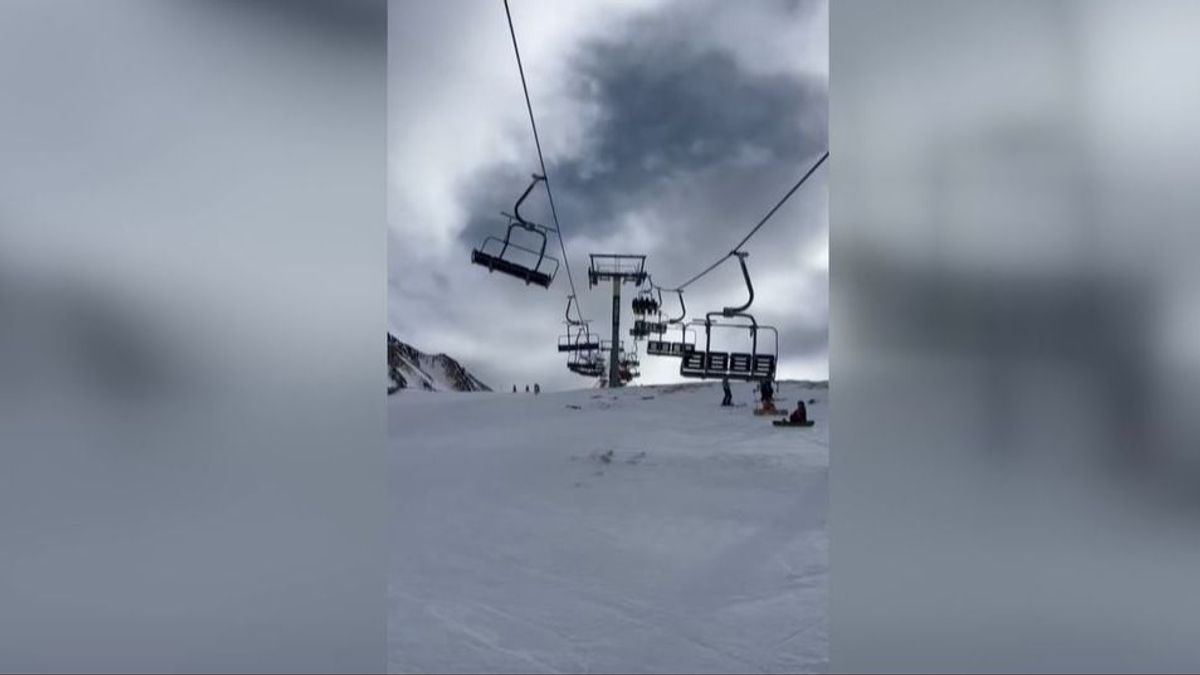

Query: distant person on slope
left=534, top=383, right=540, bottom=395
left=721, top=377, right=733, bottom=407
left=512, top=385, right=517, bottom=393
left=525, top=384, right=530, bottom=393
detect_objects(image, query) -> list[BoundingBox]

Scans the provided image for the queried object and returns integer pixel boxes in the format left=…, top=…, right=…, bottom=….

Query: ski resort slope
left=389, top=381, right=828, bottom=674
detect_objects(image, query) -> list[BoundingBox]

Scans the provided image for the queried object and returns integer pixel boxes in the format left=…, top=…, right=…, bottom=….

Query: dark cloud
left=458, top=0, right=827, bottom=248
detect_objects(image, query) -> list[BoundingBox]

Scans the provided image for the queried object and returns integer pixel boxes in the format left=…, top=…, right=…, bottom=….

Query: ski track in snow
left=389, top=381, right=828, bottom=673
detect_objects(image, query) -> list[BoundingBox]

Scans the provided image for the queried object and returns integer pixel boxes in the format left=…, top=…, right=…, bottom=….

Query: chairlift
left=630, top=319, right=666, bottom=339
left=559, top=325, right=601, bottom=352
left=557, top=296, right=601, bottom=352
left=617, top=341, right=640, bottom=382
left=567, top=349, right=605, bottom=377
left=647, top=323, right=697, bottom=357
left=470, top=174, right=560, bottom=288
left=678, top=253, right=779, bottom=381
left=631, top=284, right=660, bottom=316
left=646, top=290, right=695, bottom=357
left=598, top=339, right=640, bottom=369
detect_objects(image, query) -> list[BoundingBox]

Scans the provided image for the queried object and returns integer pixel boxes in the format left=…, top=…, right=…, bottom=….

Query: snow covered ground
left=389, top=380, right=828, bottom=673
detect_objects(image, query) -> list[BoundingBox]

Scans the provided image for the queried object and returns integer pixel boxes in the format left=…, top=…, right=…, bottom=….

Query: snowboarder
left=774, top=400, right=815, bottom=427
left=534, top=383, right=540, bottom=395
left=789, top=400, right=809, bottom=425
left=721, top=377, right=733, bottom=407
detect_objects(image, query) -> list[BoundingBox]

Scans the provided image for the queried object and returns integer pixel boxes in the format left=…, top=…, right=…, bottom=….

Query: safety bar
left=497, top=220, right=549, bottom=272
left=512, top=174, right=546, bottom=228
left=666, top=289, right=686, bottom=324
left=722, top=252, right=755, bottom=316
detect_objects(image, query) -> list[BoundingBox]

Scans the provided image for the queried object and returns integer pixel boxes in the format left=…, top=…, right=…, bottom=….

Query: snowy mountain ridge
left=388, top=333, right=491, bottom=394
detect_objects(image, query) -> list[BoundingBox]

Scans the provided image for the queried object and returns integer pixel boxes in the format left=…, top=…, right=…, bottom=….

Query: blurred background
left=832, top=1, right=1200, bottom=671
left=0, top=1, right=386, bottom=671
left=6, top=0, right=1200, bottom=671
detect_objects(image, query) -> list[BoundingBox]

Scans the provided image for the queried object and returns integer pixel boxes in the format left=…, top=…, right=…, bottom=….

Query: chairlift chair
left=619, top=341, right=640, bottom=369
left=647, top=323, right=697, bottom=357
left=471, top=174, right=560, bottom=288
left=558, top=325, right=601, bottom=352
left=645, top=290, right=695, bottom=357
left=631, top=318, right=667, bottom=338
left=631, top=285, right=660, bottom=316
left=678, top=316, right=778, bottom=381
left=557, top=296, right=601, bottom=352
left=567, top=349, right=605, bottom=377
left=677, top=253, right=779, bottom=381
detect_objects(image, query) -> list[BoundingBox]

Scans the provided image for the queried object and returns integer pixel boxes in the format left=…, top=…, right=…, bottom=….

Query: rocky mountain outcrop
left=388, top=334, right=490, bottom=394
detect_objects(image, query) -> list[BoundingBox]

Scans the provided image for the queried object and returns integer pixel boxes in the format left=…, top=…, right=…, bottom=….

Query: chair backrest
left=706, top=352, right=729, bottom=374
left=752, top=354, right=776, bottom=379
left=729, top=352, right=753, bottom=375
left=680, top=352, right=706, bottom=377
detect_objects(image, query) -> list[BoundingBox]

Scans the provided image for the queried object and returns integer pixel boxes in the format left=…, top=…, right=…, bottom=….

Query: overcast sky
left=388, top=0, right=827, bottom=391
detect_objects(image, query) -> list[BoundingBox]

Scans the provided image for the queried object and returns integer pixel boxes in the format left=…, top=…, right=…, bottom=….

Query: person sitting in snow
left=721, top=376, right=733, bottom=406
left=789, top=400, right=810, bottom=425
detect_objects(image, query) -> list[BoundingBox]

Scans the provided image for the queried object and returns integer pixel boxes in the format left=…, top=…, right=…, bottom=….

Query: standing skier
left=756, top=378, right=778, bottom=415
left=721, top=377, right=733, bottom=407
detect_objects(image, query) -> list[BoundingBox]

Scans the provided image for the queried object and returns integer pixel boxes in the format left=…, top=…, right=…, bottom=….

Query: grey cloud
left=458, top=1, right=827, bottom=248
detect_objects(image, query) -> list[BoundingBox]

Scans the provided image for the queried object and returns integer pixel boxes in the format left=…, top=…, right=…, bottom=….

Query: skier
left=534, top=383, right=540, bottom=395
left=755, top=378, right=778, bottom=415
left=721, top=376, right=733, bottom=407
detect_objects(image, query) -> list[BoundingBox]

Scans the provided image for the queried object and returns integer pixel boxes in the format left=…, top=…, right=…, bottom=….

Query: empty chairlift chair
left=677, top=253, right=779, bottom=381
left=646, top=290, right=695, bottom=358
left=557, top=296, right=601, bottom=352
left=681, top=316, right=778, bottom=381
left=471, top=174, right=560, bottom=288
left=558, top=325, right=601, bottom=352
left=567, top=349, right=605, bottom=377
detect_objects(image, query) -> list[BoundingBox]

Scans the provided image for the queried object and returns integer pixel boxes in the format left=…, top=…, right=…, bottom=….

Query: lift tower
left=588, top=254, right=647, bottom=388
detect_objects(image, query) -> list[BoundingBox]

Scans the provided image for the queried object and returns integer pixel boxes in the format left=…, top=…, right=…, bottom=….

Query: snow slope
left=389, top=380, right=828, bottom=673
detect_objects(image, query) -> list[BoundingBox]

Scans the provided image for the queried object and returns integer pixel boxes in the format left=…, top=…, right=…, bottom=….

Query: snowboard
left=773, top=419, right=814, bottom=428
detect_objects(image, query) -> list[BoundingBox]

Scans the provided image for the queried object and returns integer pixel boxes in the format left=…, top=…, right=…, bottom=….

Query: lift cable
left=659, top=150, right=829, bottom=293
left=502, top=0, right=586, bottom=323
